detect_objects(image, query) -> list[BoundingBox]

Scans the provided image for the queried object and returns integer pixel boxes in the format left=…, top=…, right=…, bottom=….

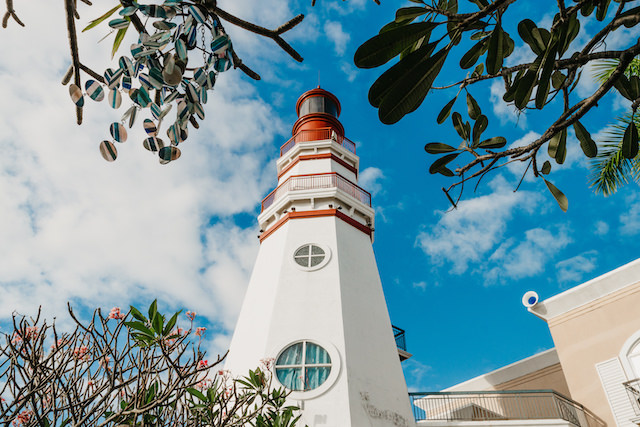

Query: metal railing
left=280, top=128, right=356, bottom=156
left=410, top=390, right=603, bottom=427
left=393, top=326, right=406, bottom=351
left=261, top=173, right=371, bottom=212
left=624, top=378, right=640, bottom=415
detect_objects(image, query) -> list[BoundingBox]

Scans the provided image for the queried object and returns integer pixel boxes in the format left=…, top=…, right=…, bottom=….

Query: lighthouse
left=224, top=88, right=414, bottom=427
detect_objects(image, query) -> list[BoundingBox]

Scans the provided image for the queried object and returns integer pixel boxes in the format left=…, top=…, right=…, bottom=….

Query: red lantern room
left=292, top=87, right=345, bottom=138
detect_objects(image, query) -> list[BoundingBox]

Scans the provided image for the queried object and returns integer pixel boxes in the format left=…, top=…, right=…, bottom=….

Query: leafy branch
left=355, top=0, right=640, bottom=210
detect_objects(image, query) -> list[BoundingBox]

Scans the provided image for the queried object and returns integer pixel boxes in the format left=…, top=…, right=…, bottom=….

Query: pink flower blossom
left=73, top=346, right=89, bottom=361
left=12, top=410, right=32, bottom=426
left=24, top=326, right=38, bottom=341
left=11, top=332, right=22, bottom=345
left=108, top=307, right=126, bottom=320
left=195, top=327, right=206, bottom=337
left=186, top=311, right=196, bottom=321
left=198, top=359, right=208, bottom=368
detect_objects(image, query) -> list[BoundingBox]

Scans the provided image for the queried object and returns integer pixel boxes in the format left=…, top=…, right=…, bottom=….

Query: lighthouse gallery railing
left=280, top=128, right=356, bottom=156
left=261, top=173, right=371, bottom=212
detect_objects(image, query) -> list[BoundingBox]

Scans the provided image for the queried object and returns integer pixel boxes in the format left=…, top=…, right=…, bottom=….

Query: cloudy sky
left=1, top=0, right=639, bottom=392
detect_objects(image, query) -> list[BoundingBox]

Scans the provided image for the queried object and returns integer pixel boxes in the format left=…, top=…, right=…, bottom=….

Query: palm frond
left=591, top=58, right=640, bottom=86
left=589, top=113, right=640, bottom=195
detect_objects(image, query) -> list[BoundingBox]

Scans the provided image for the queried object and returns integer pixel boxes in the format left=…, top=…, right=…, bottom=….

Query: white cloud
left=620, top=192, right=640, bottom=236
left=416, top=176, right=544, bottom=275
left=402, top=359, right=433, bottom=392
left=0, top=3, right=283, bottom=334
left=324, top=21, right=350, bottom=56
left=594, top=220, right=610, bottom=236
left=340, top=61, right=358, bottom=82
left=484, top=227, right=572, bottom=284
left=555, top=251, right=598, bottom=284
left=359, top=167, right=385, bottom=196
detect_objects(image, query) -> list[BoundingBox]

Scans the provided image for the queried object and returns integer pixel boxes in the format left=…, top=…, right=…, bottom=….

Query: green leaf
left=395, top=7, right=428, bottom=23
left=543, top=179, right=568, bottom=212
left=514, top=68, right=537, bottom=109
left=452, top=112, right=467, bottom=140
left=446, top=0, right=458, bottom=13
left=614, top=74, right=635, bottom=101
left=517, top=19, right=545, bottom=55
left=535, top=42, right=558, bottom=109
left=148, top=300, right=158, bottom=320
left=470, top=31, right=491, bottom=41
left=486, top=26, right=504, bottom=75
left=551, top=70, right=566, bottom=90
left=472, top=114, right=488, bottom=145
left=478, top=136, right=506, bottom=149
left=574, top=121, right=598, bottom=158
left=472, top=63, right=484, bottom=77
left=368, top=42, right=437, bottom=108
left=152, top=311, right=163, bottom=335
left=429, top=153, right=459, bottom=174
left=630, top=76, right=640, bottom=100
left=466, top=93, right=481, bottom=120
left=437, top=97, right=456, bottom=124
left=124, top=321, right=156, bottom=337
left=378, top=48, right=449, bottom=124
left=187, top=388, right=207, bottom=401
left=354, top=22, right=438, bottom=69
left=622, top=121, right=639, bottom=159
left=596, top=0, right=611, bottom=21
left=111, top=26, right=129, bottom=58
left=129, top=306, right=147, bottom=322
left=83, top=4, right=122, bottom=32
left=541, top=160, right=551, bottom=175
left=425, top=142, right=457, bottom=154
left=459, top=38, right=488, bottom=69
left=163, top=311, right=180, bottom=336
left=548, top=129, right=567, bottom=164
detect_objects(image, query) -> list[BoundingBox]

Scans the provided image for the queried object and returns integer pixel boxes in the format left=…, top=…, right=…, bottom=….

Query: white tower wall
left=224, top=88, right=414, bottom=427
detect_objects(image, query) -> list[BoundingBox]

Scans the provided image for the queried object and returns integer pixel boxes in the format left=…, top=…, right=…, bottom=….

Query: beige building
left=413, top=258, right=640, bottom=427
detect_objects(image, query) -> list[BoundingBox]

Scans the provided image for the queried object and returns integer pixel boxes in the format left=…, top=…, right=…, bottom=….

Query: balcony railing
left=280, top=128, right=356, bottom=156
left=261, top=173, right=371, bottom=212
left=410, top=390, right=603, bottom=427
left=624, top=378, right=640, bottom=415
left=393, top=326, right=407, bottom=352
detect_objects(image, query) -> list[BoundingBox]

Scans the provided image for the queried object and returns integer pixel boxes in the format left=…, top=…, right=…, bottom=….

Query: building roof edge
left=529, top=258, right=640, bottom=321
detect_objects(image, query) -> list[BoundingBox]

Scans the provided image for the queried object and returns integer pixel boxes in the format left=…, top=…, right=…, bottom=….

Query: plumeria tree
left=0, top=301, right=301, bottom=426
left=354, top=0, right=640, bottom=210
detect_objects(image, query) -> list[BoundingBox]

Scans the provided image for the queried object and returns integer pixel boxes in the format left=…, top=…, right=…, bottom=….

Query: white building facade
left=224, top=88, right=414, bottom=427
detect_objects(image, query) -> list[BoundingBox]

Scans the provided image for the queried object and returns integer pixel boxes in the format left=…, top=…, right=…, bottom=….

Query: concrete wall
left=446, top=349, right=569, bottom=396
left=492, top=363, right=570, bottom=396
left=544, top=280, right=640, bottom=427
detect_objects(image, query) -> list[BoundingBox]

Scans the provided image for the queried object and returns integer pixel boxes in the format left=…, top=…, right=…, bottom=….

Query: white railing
left=261, top=173, right=371, bottom=212
left=280, top=128, right=356, bottom=156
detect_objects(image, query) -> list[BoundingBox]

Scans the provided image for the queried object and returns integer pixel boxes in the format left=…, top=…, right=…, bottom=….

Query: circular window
left=293, top=244, right=330, bottom=270
left=275, top=341, right=332, bottom=391
left=294, top=244, right=325, bottom=267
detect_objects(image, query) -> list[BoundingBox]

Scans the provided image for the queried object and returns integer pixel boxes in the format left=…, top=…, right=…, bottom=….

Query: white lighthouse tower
left=224, top=88, right=414, bottom=427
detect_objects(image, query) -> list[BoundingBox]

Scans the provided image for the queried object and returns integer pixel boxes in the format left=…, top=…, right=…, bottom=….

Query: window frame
left=292, top=243, right=331, bottom=272
left=620, top=329, right=640, bottom=379
left=271, top=339, right=341, bottom=400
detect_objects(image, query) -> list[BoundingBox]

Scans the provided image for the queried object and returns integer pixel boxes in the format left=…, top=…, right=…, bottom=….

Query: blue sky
left=1, top=0, right=639, bottom=393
